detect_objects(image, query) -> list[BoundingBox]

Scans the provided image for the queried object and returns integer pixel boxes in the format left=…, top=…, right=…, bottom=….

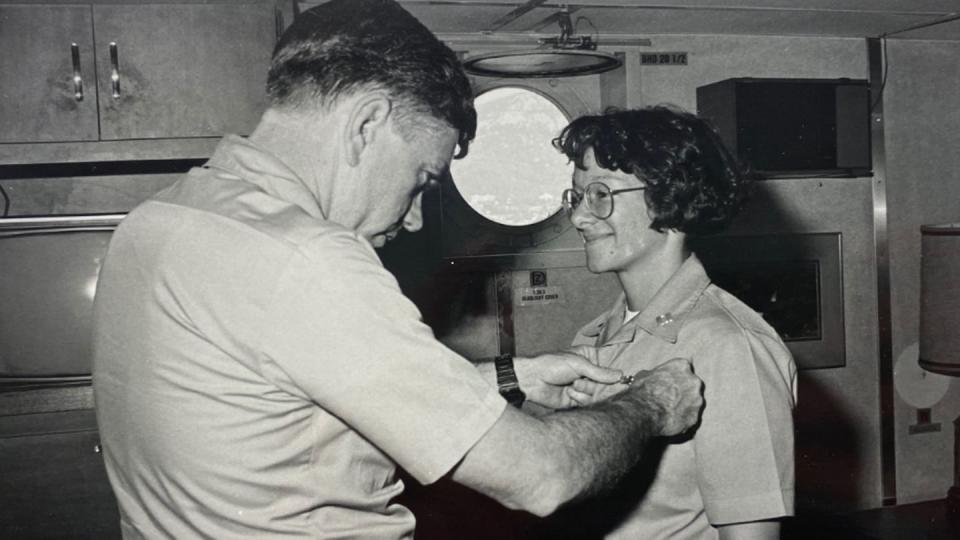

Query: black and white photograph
left=1, top=1, right=959, bottom=538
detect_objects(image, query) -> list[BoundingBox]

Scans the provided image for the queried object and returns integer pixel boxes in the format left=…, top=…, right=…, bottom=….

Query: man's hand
left=514, top=347, right=623, bottom=409
left=630, top=358, right=704, bottom=437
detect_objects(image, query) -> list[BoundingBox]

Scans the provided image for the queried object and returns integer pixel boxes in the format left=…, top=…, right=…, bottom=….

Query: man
left=92, top=1, right=704, bottom=538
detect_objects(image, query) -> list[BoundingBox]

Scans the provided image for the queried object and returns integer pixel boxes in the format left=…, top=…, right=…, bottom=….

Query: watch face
left=500, top=387, right=526, bottom=407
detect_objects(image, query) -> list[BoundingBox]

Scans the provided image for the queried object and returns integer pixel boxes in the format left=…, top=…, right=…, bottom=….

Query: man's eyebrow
left=433, top=168, right=453, bottom=184
left=413, top=169, right=449, bottom=195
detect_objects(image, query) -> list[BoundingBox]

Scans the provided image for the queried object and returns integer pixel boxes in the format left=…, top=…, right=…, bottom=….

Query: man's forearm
left=454, top=357, right=701, bottom=516
left=469, top=355, right=661, bottom=502
left=537, top=385, right=665, bottom=503
left=452, top=384, right=668, bottom=516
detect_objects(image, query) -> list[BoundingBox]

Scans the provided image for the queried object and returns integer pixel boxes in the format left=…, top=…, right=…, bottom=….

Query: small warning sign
left=519, top=286, right=563, bottom=306
left=640, top=52, right=688, bottom=66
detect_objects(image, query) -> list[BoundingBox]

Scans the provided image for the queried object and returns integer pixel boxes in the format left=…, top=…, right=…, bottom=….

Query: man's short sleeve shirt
left=92, top=135, right=506, bottom=539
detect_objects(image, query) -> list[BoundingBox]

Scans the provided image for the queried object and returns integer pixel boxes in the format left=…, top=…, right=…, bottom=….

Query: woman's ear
left=344, top=93, right=392, bottom=167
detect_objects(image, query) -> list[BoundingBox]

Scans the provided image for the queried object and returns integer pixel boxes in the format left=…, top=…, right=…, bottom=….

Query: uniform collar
left=204, top=135, right=326, bottom=220
left=579, top=254, right=712, bottom=345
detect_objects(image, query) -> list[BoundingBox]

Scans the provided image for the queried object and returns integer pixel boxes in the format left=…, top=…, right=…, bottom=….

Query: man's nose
left=402, top=192, right=424, bottom=232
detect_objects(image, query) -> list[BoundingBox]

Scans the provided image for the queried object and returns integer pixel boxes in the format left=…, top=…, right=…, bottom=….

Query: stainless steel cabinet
left=0, top=5, right=100, bottom=143
left=0, top=2, right=275, bottom=144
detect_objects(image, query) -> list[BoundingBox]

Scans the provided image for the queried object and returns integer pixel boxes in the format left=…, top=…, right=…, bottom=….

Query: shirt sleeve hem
left=405, top=389, right=508, bottom=486
left=706, top=488, right=795, bottom=525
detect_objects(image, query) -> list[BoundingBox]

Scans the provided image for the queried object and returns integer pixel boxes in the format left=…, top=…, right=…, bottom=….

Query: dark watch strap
left=494, top=353, right=526, bottom=407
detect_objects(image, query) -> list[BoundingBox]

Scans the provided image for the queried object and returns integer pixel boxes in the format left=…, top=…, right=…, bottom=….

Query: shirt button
left=655, top=313, right=674, bottom=326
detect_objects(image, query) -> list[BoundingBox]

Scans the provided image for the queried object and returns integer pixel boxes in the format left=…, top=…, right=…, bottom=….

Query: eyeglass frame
left=561, top=182, right=646, bottom=220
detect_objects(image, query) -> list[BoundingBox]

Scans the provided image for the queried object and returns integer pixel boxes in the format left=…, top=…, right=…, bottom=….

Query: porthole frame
left=442, top=79, right=592, bottom=251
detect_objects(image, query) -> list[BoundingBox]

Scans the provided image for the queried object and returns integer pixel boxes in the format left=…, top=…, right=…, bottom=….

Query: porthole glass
left=450, top=87, right=572, bottom=227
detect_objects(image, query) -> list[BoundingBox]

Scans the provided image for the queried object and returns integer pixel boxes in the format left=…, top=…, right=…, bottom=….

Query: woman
left=551, top=105, right=797, bottom=539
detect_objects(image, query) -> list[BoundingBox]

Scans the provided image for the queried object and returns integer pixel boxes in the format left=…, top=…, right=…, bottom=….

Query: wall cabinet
left=0, top=5, right=99, bottom=143
left=0, top=2, right=276, bottom=144
left=0, top=2, right=279, bottom=534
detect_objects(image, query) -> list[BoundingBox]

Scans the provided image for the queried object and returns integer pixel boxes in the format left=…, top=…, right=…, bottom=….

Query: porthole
left=449, top=87, right=572, bottom=227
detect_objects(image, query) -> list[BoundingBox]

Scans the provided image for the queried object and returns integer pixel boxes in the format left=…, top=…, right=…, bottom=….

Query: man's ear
left=344, top=93, right=393, bottom=167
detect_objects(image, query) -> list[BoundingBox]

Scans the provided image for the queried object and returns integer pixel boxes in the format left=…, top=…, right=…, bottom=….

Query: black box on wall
left=696, top=78, right=872, bottom=178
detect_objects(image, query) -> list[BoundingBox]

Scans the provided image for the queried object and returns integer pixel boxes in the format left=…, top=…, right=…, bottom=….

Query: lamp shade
left=919, top=223, right=960, bottom=376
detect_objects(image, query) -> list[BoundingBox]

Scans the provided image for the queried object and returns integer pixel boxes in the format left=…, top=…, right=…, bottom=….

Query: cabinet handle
left=109, top=42, right=121, bottom=98
left=70, top=43, right=83, bottom=101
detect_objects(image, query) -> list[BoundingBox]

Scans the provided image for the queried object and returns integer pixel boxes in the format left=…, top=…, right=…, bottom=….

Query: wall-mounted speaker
left=696, top=78, right=872, bottom=178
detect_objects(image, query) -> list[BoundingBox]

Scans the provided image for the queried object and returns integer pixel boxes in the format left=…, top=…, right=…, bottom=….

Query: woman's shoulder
left=682, top=285, right=796, bottom=392
left=685, top=284, right=783, bottom=342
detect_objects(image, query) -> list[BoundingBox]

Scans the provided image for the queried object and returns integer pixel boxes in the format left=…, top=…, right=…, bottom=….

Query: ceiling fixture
left=462, top=9, right=622, bottom=78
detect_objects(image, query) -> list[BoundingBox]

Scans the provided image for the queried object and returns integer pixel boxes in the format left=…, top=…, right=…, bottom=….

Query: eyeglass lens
left=585, top=183, right=614, bottom=218
left=562, top=183, right=614, bottom=219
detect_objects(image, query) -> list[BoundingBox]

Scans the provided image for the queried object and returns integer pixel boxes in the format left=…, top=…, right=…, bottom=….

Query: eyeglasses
left=561, top=182, right=646, bottom=220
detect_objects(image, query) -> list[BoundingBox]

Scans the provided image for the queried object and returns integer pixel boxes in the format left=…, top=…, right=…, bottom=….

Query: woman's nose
left=568, top=200, right=596, bottom=229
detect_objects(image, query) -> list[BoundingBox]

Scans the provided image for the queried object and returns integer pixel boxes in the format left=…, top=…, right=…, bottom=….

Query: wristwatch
left=494, top=353, right=526, bottom=407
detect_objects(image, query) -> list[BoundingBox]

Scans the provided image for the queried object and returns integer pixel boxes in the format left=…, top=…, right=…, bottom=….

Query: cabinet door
left=0, top=5, right=100, bottom=143
left=93, top=2, right=275, bottom=140
left=0, top=429, right=121, bottom=539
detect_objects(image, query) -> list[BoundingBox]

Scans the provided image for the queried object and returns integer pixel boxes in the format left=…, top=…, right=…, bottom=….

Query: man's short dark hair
left=553, top=105, right=749, bottom=235
left=268, top=0, right=476, bottom=157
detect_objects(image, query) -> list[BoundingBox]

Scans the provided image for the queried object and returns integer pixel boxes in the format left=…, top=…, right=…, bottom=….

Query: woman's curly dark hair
left=553, top=105, right=750, bottom=235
